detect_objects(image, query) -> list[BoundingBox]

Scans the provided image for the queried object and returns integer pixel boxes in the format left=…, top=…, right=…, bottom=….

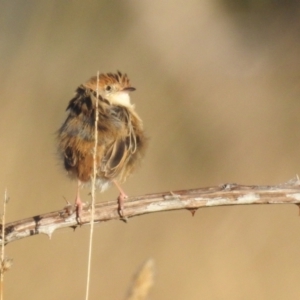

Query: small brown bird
left=57, top=71, right=146, bottom=219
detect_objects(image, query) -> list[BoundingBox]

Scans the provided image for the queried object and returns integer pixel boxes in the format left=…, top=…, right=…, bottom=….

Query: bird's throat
left=109, top=92, right=133, bottom=108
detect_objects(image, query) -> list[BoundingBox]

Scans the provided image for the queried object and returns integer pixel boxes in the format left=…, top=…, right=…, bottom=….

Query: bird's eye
left=105, top=85, right=112, bottom=91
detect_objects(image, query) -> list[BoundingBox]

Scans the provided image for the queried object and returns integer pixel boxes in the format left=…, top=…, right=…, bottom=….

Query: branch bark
left=3, top=177, right=300, bottom=245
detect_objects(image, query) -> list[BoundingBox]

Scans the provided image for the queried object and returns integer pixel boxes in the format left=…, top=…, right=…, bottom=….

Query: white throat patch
left=109, top=92, right=133, bottom=108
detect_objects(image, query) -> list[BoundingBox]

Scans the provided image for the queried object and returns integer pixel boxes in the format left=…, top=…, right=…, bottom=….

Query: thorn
left=186, top=208, right=198, bottom=217
left=62, top=196, right=70, bottom=205
left=163, top=191, right=181, bottom=200
left=120, top=217, right=128, bottom=223
left=220, top=183, right=237, bottom=191
left=39, top=227, right=54, bottom=239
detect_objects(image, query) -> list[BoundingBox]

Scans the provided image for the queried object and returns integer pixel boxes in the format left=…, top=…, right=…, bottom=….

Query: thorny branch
left=2, top=177, right=300, bottom=245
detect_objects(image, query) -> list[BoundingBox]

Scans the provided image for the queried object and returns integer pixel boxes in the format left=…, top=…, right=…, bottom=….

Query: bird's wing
left=100, top=106, right=138, bottom=181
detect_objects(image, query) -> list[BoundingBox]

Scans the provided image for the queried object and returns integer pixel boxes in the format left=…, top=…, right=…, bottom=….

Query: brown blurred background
left=1, top=1, right=300, bottom=299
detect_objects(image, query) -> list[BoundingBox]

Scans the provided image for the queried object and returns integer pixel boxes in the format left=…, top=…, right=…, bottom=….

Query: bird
left=57, top=71, right=147, bottom=220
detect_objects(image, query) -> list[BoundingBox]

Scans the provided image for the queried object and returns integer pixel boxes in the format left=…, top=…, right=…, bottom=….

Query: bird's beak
left=122, top=87, right=136, bottom=92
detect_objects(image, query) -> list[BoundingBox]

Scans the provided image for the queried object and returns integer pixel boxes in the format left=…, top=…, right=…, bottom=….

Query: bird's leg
left=75, top=180, right=84, bottom=223
left=113, top=180, right=128, bottom=217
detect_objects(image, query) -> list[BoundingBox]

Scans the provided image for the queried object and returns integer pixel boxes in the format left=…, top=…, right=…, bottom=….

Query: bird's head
left=85, top=71, right=136, bottom=108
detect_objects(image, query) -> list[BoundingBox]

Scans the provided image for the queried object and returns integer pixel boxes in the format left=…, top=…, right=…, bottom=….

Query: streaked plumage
left=57, top=71, right=146, bottom=219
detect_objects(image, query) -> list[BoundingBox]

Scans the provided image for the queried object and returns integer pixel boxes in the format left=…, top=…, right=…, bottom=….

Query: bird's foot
left=117, top=192, right=128, bottom=221
left=75, top=195, right=84, bottom=224
left=113, top=180, right=129, bottom=221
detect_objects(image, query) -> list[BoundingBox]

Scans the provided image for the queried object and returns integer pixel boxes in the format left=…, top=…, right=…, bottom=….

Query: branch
left=3, top=177, right=300, bottom=245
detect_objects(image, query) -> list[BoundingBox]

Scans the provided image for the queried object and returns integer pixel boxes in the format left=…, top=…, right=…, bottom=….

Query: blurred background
left=1, top=0, right=300, bottom=299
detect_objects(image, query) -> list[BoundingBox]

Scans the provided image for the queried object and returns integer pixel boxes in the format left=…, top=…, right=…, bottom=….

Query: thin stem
left=85, top=71, right=100, bottom=300
left=2, top=179, right=300, bottom=245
